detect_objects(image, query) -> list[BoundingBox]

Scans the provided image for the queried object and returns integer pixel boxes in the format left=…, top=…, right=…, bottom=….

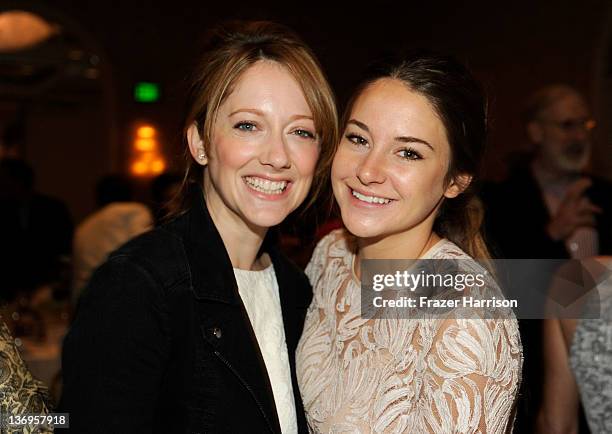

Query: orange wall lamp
left=130, top=124, right=166, bottom=177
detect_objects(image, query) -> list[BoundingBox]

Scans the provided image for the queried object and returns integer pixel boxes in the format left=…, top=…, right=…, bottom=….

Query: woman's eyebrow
left=395, top=136, right=434, bottom=150
left=229, top=108, right=264, bottom=117
left=347, top=119, right=369, bottom=133
left=348, top=119, right=434, bottom=150
left=288, top=114, right=314, bottom=122
left=229, top=109, right=313, bottom=122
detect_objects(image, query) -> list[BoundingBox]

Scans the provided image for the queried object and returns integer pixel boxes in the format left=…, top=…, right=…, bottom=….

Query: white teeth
left=244, top=176, right=288, bottom=195
left=352, top=189, right=391, bottom=204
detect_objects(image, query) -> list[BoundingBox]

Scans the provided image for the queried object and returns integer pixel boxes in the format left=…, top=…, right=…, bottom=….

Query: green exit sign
left=134, top=82, right=160, bottom=103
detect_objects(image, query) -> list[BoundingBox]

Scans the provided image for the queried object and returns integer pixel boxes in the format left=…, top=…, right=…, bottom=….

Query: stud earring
left=197, top=150, right=206, bottom=161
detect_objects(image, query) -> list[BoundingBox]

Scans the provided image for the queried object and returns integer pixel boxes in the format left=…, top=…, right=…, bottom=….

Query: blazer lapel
left=182, top=191, right=282, bottom=433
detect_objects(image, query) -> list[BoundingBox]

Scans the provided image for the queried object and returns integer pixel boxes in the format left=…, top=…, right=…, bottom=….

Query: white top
left=233, top=264, right=298, bottom=434
left=297, top=229, right=523, bottom=434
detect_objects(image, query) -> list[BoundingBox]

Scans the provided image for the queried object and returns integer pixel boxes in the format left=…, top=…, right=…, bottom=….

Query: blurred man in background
left=483, top=84, right=612, bottom=434
left=485, top=84, right=612, bottom=260
left=0, top=158, right=73, bottom=299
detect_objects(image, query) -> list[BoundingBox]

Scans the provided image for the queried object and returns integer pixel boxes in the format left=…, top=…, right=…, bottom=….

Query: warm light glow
left=136, top=125, right=156, bottom=139
left=131, top=123, right=165, bottom=176
left=131, top=161, right=148, bottom=175
left=135, top=138, right=155, bottom=152
left=151, top=159, right=165, bottom=174
left=0, top=11, right=57, bottom=53
left=141, top=152, right=155, bottom=162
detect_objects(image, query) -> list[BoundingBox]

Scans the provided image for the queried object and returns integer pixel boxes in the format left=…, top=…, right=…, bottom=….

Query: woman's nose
left=261, top=134, right=291, bottom=169
left=356, top=152, right=385, bottom=185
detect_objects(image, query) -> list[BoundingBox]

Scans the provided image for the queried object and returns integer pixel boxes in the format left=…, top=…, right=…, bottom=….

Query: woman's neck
left=355, top=227, right=441, bottom=278
left=358, top=230, right=440, bottom=260
left=204, top=194, right=267, bottom=271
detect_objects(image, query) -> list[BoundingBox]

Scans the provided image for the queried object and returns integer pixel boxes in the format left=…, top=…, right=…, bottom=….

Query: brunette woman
left=297, top=54, right=522, bottom=433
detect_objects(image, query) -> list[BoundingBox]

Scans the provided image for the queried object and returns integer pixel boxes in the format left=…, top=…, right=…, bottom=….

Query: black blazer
left=59, top=192, right=312, bottom=433
left=482, top=166, right=612, bottom=259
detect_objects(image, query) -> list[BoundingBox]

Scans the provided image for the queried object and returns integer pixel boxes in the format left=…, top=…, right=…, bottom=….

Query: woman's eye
left=293, top=129, right=316, bottom=140
left=346, top=133, right=368, bottom=147
left=398, top=148, right=422, bottom=160
left=234, top=122, right=257, bottom=132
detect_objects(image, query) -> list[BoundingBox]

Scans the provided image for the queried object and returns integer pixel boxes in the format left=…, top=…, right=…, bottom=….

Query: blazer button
left=212, top=327, right=222, bottom=339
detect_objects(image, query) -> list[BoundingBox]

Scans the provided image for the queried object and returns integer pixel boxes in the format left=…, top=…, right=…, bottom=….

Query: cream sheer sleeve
left=407, top=317, right=521, bottom=433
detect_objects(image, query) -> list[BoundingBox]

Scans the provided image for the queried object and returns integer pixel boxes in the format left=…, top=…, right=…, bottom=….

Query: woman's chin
left=341, top=218, right=382, bottom=239
left=246, top=214, right=286, bottom=230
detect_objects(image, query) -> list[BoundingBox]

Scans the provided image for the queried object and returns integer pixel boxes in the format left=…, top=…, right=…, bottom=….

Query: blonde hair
left=169, top=21, right=338, bottom=217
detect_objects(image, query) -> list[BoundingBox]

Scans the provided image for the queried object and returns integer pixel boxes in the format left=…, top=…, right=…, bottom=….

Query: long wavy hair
left=341, top=52, right=491, bottom=260
left=167, top=21, right=338, bottom=219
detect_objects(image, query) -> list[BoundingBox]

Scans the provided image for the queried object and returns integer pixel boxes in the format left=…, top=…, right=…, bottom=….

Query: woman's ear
left=187, top=123, right=208, bottom=166
left=444, top=174, right=472, bottom=199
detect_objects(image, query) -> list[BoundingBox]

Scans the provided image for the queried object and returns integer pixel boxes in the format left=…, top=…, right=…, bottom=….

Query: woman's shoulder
left=424, top=238, right=491, bottom=279
left=113, top=224, right=183, bottom=258
left=119, top=220, right=187, bottom=257
left=424, top=238, right=472, bottom=260
left=88, top=225, right=190, bottom=297
left=312, top=228, right=353, bottom=260
left=305, top=229, right=353, bottom=284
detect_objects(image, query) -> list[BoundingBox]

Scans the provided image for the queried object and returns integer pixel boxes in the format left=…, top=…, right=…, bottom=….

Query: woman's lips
left=348, top=186, right=394, bottom=206
left=243, top=175, right=292, bottom=199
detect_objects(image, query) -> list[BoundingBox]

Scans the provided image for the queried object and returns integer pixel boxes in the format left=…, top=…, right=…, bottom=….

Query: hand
left=546, top=178, right=602, bottom=241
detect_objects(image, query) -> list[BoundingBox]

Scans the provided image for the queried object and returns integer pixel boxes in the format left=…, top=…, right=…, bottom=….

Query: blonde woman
left=60, top=21, right=337, bottom=434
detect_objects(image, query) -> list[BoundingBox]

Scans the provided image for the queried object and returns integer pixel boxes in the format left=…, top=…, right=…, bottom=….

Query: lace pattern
left=296, top=230, right=522, bottom=433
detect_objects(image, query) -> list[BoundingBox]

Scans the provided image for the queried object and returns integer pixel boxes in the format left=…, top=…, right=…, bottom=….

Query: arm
left=420, top=318, right=523, bottom=434
left=59, top=256, right=171, bottom=433
left=536, top=319, right=579, bottom=434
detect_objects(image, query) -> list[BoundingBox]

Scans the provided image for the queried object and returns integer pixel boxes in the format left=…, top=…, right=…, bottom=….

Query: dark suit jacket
left=482, top=166, right=612, bottom=259
left=59, top=192, right=312, bottom=433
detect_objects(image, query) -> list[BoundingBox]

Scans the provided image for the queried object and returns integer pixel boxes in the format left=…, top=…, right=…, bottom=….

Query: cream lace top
left=234, top=264, right=298, bottom=434
left=296, top=230, right=522, bottom=433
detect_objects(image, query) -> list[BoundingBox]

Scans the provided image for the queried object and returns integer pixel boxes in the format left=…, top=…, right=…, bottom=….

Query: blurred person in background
left=71, top=174, right=152, bottom=304
left=0, top=120, right=24, bottom=159
left=538, top=256, right=612, bottom=434
left=59, top=21, right=338, bottom=433
left=483, top=84, right=612, bottom=433
left=484, top=84, right=612, bottom=260
left=0, top=158, right=73, bottom=300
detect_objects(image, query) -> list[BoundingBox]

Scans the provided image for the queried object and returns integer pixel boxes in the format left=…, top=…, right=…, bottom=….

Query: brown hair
left=169, top=21, right=337, bottom=217
left=341, top=52, right=491, bottom=260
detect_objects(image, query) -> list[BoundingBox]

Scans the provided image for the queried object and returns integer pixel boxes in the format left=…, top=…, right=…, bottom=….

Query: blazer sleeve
left=59, top=255, right=171, bottom=433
